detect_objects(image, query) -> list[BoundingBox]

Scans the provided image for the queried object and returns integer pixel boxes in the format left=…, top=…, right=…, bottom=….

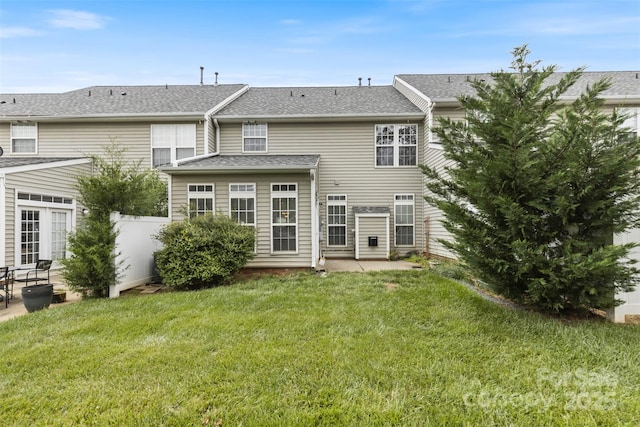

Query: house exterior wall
left=217, top=120, right=425, bottom=259
left=0, top=121, right=206, bottom=168
left=3, top=162, right=91, bottom=267
left=170, top=172, right=313, bottom=268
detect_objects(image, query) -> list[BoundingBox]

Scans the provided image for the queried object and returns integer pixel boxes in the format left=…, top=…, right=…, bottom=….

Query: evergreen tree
left=62, top=141, right=168, bottom=297
left=422, top=46, right=640, bottom=312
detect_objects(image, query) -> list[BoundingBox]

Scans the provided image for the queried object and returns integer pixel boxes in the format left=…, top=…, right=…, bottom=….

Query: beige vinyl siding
left=357, top=217, right=388, bottom=259
left=218, top=121, right=425, bottom=258
left=0, top=121, right=205, bottom=166
left=170, top=172, right=313, bottom=268
left=3, top=162, right=91, bottom=266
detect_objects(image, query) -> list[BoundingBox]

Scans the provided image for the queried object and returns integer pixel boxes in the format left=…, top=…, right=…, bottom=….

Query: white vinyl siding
left=151, top=124, right=196, bottom=167
left=375, top=124, right=417, bottom=167
left=327, top=194, right=347, bottom=247
left=271, top=183, right=298, bottom=253
left=11, top=123, right=37, bottom=154
left=394, top=194, right=414, bottom=246
left=243, top=123, right=268, bottom=153
left=187, top=184, right=214, bottom=218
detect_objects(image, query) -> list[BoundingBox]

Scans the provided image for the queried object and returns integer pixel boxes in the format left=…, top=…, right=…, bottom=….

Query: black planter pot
left=21, top=284, right=53, bottom=313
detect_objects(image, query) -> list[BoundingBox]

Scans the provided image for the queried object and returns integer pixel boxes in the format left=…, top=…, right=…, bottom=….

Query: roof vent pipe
left=88, top=90, right=91, bottom=97
left=200, top=66, right=204, bottom=85
left=448, top=76, right=452, bottom=83
left=110, top=89, right=113, bottom=95
left=13, top=98, right=16, bottom=104
left=215, top=72, right=219, bottom=85
left=358, top=77, right=362, bottom=86
left=368, top=77, right=371, bottom=87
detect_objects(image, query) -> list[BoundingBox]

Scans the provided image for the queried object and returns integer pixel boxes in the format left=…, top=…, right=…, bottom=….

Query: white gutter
left=213, top=118, right=221, bottom=155
left=203, top=85, right=250, bottom=155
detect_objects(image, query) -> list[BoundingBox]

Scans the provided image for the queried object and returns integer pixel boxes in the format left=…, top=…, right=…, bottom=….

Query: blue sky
left=1, top=0, right=639, bottom=93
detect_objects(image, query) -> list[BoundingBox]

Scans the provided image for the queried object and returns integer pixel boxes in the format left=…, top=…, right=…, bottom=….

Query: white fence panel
left=109, top=212, right=170, bottom=298
left=609, top=228, right=640, bottom=322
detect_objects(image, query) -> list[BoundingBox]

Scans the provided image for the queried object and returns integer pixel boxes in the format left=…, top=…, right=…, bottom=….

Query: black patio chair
left=15, top=259, right=53, bottom=286
left=0, top=266, right=11, bottom=308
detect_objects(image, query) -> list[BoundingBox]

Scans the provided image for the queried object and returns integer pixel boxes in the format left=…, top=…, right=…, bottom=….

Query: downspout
left=310, top=168, right=318, bottom=269
left=0, top=174, right=5, bottom=267
left=213, top=118, right=221, bottom=155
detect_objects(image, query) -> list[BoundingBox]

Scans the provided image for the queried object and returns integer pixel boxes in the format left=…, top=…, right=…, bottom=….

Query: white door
left=18, top=208, right=72, bottom=266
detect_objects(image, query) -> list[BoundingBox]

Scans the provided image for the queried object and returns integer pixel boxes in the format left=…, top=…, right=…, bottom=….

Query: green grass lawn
left=1, top=270, right=639, bottom=426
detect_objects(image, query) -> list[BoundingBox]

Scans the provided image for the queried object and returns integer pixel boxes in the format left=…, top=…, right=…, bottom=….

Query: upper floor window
left=375, top=124, right=417, bottom=167
left=188, top=184, right=214, bottom=218
left=618, top=108, right=639, bottom=142
left=243, top=123, right=268, bottom=153
left=11, top=123, right=37, bottom=154
left=151, top=124, right=196, bottom=167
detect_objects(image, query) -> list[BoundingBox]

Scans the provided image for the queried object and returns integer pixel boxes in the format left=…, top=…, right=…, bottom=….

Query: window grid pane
left=272, top=184, right=297, bottom=252
left=395, top=194, right=414, bottom=246
left=375, top=124, right=417, bottom=167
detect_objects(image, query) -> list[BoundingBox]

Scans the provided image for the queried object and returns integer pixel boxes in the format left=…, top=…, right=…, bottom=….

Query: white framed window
left=151, top=124, right=196, bottom=167
left=230, top=184, right=257, bottom=252
left=271, top=183, right=297, bottom=252
left=618, top=108, right=639, bottom=141
left=243, top=123, right=268, bottom=153
left=11, top=123, right=37, bottom=154
left=229, top=184, right=256, bottom=226
left=327, top=194, right=347, bottom=247
left=375, top=124, right=417, bottom=167
left=394, top=194, right=414, bottom=246
left=188, top=184, right=214, bottom=218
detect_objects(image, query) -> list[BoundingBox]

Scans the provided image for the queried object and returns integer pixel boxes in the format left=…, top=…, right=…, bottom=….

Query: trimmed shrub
left=154, top=214, right=255, bottom=290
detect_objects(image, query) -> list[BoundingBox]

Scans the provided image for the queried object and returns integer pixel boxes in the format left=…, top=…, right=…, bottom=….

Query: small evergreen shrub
left=154, top=214, right=255, bottom=290
left=62, top=217, right=119, bottom=298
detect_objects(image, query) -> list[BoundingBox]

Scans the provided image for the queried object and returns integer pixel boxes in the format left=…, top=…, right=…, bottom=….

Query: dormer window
left=243, top=123, right=267, bottom=153
left=11, top=123, right=37, bottom=154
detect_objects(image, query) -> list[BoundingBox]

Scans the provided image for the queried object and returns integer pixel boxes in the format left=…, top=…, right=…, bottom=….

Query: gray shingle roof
left=397, top=71, right=640, bottom=101
left=163, top=154, right=320, bottom=172
left=0, top=157, right=85, bottom=168
left=0, top=84, right=247, bottom=118
left=215, top=86, right=424, bottom=118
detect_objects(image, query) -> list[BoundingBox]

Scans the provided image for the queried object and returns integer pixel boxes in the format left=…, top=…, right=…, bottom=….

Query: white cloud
left=280, top=19, right=301, bottom=25
left=0, top=27, right=44, bottom=39
left=47, top=9, right=109, bottom=30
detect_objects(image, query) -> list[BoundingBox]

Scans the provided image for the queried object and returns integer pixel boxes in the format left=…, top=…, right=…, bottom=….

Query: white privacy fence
left=109, top=212, right=170, bottom=298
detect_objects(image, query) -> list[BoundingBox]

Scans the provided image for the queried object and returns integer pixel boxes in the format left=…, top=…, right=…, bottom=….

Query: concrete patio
left=0, top=270, right=81, bottom=322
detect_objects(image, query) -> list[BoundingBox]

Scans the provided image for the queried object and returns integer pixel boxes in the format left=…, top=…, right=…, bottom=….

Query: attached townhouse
left=0, top=72, right=638, bottom=273
left=393, top=71, right=640, bottom=258
left=0, top=83, right=248, bottom=268
left=161, top=85, right=426, bottom=268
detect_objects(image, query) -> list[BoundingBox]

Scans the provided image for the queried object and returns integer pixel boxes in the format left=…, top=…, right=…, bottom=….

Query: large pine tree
left=422, top=46, right=640, bottom=312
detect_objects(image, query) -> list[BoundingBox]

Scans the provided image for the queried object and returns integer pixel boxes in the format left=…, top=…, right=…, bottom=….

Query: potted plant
left=21, top=283, right=54, bottom=312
